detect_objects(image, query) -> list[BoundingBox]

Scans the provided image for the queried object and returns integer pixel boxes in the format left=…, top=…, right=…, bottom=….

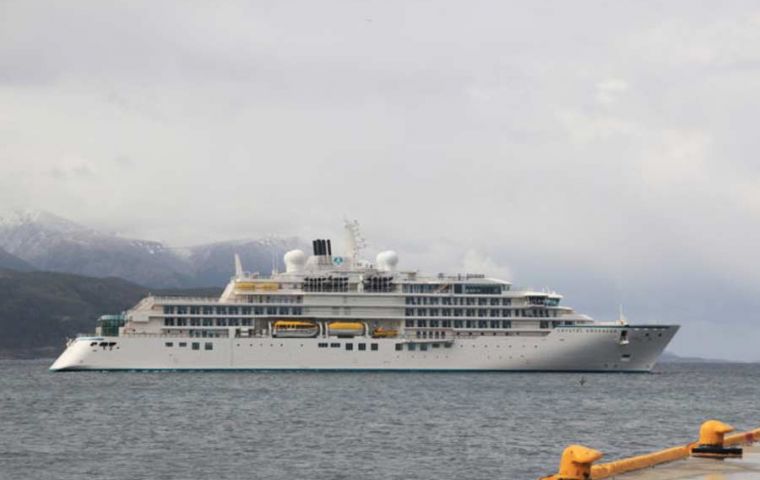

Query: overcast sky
left=2, top=1, right=760, bottom=360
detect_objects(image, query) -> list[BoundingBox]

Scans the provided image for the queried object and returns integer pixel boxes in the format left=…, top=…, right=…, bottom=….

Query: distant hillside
left=0, top=247, right=33, bottom=271
left=0, top=269, right=221, bottom=359
left=0, top=209, right=299, bottom=288
left=658, top=351, right=731, bottom=363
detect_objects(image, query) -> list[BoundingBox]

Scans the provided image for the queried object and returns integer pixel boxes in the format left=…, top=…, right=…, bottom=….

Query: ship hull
left=50, top=325, right=678, bottom=373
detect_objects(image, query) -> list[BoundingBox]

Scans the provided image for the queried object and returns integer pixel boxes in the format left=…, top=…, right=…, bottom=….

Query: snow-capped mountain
left=0, top=209, right=299, bottom=287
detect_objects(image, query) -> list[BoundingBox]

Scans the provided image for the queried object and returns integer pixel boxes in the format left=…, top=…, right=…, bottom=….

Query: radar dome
left=284, top=249, right=307, bottom=273
left=376, top=250, right=399, bottom=272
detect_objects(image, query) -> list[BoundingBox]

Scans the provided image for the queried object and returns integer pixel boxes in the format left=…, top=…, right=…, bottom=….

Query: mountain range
left=0, top=209, right=299, bottom=288
left=0, top=268, right=221, bottom=358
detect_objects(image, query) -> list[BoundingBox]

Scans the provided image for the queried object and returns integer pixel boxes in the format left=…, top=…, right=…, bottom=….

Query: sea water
left=1, top=360, right=758, bottom=480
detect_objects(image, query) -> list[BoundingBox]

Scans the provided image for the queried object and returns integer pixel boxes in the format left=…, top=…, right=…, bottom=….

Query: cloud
left=460, top=249, right=513, bottom=282
left=48, top=157, right=95, bottom=180
left=1, top=1, right=760, bottom=360
left=595, top=78, right=629, bottom=106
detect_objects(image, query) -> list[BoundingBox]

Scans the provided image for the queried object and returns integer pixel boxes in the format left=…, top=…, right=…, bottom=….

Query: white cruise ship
left=50, top=222, right=678, bottom=372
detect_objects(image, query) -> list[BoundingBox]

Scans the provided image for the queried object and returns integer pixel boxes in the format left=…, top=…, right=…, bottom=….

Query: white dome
left=284, top=249, right=307, bottom=273
left=376, top=250, right=399, bottom=272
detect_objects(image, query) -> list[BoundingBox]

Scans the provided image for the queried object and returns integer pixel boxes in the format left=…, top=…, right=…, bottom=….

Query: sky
left=1, top=1, right=760, bottom=360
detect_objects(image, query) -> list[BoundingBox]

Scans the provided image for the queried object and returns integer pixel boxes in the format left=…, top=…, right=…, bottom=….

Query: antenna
left=344, top=219, right=367, bottom=266
left=261, top=235, right=279, bottom=275
left=234, top=254, right=244, bottom=277
left=618, top=304, right=628, bottom=325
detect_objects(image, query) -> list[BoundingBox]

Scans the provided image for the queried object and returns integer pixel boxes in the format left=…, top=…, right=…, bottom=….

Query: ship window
left=192, top=342, right=200, bottom=350
left=165, top=342, right=173, bottom=347
left=358, top=343, right=366, bottom=351
left=330, top=343, right=340, bottom=348
left=179, top=342, right=187, bottom=347
left=395, top=344, right=402, bottom=351
left=205, top=342, right=213, bottom=350
left=345, top=343, right=353, bottom=351
left=318, top=343, right=328, bottom=348
left=371, top=343, right=378, bottom=351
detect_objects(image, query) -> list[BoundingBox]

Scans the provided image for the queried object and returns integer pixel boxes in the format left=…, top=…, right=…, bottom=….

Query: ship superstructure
left=50, top=223, right=678, bottom=372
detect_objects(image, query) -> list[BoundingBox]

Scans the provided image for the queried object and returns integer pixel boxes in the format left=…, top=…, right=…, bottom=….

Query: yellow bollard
left=699, top=420, right=734, bottom=446
left=540, top=444, right=603, bottom=480
left=540, top=420, right=758, bottom=479
left=692, top=419, right=742, bottom=458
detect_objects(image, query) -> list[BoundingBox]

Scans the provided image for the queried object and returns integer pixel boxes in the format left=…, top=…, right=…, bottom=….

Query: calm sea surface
left=1, top=360, right=758, bottom=480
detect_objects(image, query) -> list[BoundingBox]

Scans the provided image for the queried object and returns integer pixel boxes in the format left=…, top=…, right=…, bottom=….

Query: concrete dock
left=616, top=445, right=760, bottom=480
left=539, top=421, right=760, bottom=480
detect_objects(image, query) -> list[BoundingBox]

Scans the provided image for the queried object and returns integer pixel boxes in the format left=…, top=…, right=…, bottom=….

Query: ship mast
left=344, top=219, right=366, bottom=268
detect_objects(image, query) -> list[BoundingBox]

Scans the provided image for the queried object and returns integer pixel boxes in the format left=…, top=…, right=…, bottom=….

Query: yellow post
left=540, top=444, right=603, bottom=480
left=692, top=419, right=742, bottom=458
left=540, top=421, right=758, bottom=479
left=698, top=420, right=734, bottom=447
